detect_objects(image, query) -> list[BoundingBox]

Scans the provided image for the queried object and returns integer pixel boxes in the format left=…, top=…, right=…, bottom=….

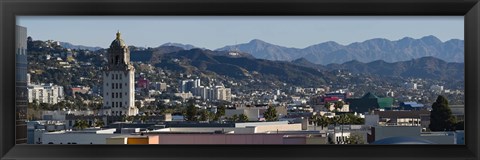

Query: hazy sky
left=17, top=16, right=463, bottom=50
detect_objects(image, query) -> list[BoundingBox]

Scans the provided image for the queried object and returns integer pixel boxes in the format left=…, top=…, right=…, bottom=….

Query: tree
left=324, top=102, right=332, bottom=111
left=94, top=119, right=105, bottom=127
left=215, top=105, right=226, bottom=121
left=73, top=120, right=89, bottom=130
left=263, top=105, right=278, bottom=121
left=317, top=115, right=330, bottom=130
left=185, top=103, right=198, bottom=121
left=345, top=113, right=364, bottom=125
left=346, top=132, right=365, bottom=144
left=334, top=101, right=344, bottom=112
left=339, top=114, right=351, bottom=125
left=199, top=110, right=210, bottom=121
left=139, top=115, right=148, bottom=123
left=429, top=95, right=457, bottom=131
left=238, top=114, right=249, bottom=122
left=229, top=114, right=239, bottom=122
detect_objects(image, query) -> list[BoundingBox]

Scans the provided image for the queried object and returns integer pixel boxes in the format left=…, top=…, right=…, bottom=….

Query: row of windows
left=106, top=92, right=128, bottom=98
left=111, top=74, right=123, bottom=80
left=111, top=92, right=123, bottom=99
left=106, top=101, right=128, bottom=106
left=109, top=111, right=123, bottom=115
left=110, top=101, right=124, bottom=108
left=108, top=83, right=128, bottom=89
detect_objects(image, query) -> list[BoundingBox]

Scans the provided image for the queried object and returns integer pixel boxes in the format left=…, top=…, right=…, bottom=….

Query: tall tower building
left=101, top=32, right=138, bottom=116
left=16, top=25, right=28, bottom=144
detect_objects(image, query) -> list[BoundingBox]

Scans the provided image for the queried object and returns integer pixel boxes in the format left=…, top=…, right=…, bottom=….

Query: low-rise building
left=41, top=128, right=122, bottom=144
left=369, top=126, right=460, bottom=144
left=28, top=83, right=64, bottom=104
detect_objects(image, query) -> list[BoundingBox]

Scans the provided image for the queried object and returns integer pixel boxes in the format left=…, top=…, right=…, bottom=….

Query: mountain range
left=59, top=42, right=103, bottom=51
left=216, top=36, right=464, bottom=65
left=61, top=35, right=463, bottom=65
left=291, top=56, right=464, bottom=82
left=129, top=47, right=463, bottom=84
left=150, top=48, right=331, bottom=86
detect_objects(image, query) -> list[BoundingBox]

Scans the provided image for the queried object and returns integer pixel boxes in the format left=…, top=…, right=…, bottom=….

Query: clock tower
left=101, top=32, right=138, bottom=116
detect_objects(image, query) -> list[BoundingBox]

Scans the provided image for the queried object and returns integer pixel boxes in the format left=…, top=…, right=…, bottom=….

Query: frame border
left=1, top=0, right=479, bottom=160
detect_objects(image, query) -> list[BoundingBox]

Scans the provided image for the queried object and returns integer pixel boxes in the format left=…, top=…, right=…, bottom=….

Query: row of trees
left=310, top=113, right=365, bottom=130
left=185, top=103, right=280, bottom=122
left=72, top=119, right=104, bottom=130
left=184, top=103, right=227, bottom=122
left=28, top=98, right=102, bottom=112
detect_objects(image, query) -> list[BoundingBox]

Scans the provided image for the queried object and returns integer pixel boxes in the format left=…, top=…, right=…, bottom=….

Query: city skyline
left=17, top=16, right=463, bottom=50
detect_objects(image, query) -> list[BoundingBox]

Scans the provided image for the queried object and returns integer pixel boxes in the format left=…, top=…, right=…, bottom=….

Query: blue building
left=399, top=102, right=425, bottom=110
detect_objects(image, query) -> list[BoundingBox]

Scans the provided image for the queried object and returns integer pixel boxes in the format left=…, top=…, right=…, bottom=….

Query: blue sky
left=17, top=16, right=463, bottom=50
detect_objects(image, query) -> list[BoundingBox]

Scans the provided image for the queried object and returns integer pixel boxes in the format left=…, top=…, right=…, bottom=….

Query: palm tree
left=231, top=114, right=239, bottom=122
left=317, top=115, right=330, bottom=130
left=73, top=120, right=89, bottom=130
left=199, top=110, right=209, bottom=121
left=94, top=119, right=105, bottom=127
left=139, top=115, right=148, bottom=123
left=310, top=114, right=319, bottom=127
left=334, top=101, right=344, bottom=112
left=324, top=102, right=332, bottom=111
left=238, top=114, right=249, bottom=122
left=336, top=114, right=351, bottom=144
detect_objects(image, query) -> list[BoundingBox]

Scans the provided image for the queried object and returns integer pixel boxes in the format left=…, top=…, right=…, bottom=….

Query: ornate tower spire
left=116, top=30, right=121, bottom=40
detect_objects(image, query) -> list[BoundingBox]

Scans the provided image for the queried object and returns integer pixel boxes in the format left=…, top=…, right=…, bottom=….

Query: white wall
left=42, top=132, right=125, bottom=144
left=102, top=70, right=137, bottom=116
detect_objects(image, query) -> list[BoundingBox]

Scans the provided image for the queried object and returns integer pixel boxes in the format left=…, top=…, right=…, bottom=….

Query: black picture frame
left=1, top=0, right=479, bottom=160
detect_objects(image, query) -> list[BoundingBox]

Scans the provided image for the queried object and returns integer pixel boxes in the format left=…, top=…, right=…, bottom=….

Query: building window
left=111, top=75, right=114, bottom=80
left=115, top=74, right=118, bottom=80
left=106, top=101, right=109, bottom=105
left=106, top=92, right=108, bottom=96
left=120, top=93, right=122, bottom=98
left=112, top=84, right=114, bottom=89
left=120, top=111, right=123, bottom=115
left=120, top=103, right=122, bottom=108
left=112, top=93, right=114, bottom=98
left=119, top=84, right=122, bottom=89
left=106, top=83, right=108, bottom=86
left=119, top=74, right=122, bottom=80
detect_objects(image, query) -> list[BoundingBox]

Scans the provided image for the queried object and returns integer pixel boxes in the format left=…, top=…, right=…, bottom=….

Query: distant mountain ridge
left=160, top=42, right=198, bottom=50
left=152, top=48, right=331, bottom=87
left=130, top=47, right=463, bottom=85
left=59, top=42, right=103, bottom=51
left=216, top=36, right=464, bottom=65
left=58, top=35, right=464, bottom=66
left=324, top=56, right=464, bottom=81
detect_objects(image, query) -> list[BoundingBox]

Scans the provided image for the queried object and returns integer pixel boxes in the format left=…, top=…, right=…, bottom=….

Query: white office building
left=28, top=83, right=64, bottom=104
